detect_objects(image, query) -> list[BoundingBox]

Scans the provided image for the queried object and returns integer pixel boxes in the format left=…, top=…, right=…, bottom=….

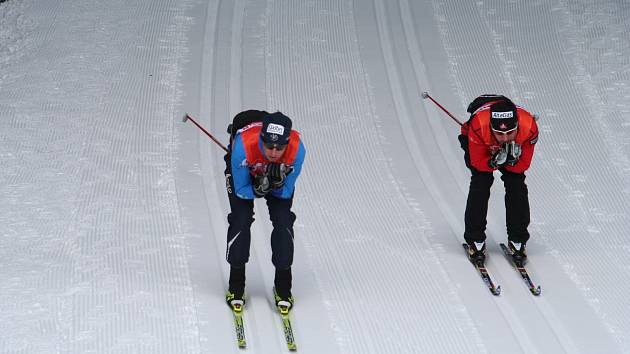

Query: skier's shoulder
left=293, top=139, right=306, bottom=164
left=467, top=107, right=491, bottom=133
left=515, top=107, right=539, bottom=139
left=516, top=106, right=536, bottom=122
left=231, top=134, right=248, bottom=160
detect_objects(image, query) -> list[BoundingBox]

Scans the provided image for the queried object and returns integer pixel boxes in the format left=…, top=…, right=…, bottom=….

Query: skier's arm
left=231, top=135, right=256, bottom=199
left=271, top=141, right=306, bottom=199
left=467, top=132, right=495, bottom=172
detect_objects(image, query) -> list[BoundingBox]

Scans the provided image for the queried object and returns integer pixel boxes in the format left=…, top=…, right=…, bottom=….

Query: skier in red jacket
left=459, top=95, right=539, bottom=264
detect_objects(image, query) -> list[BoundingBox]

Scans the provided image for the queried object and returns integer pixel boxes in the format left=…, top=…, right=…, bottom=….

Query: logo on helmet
left=492, top=111, right=514, bottom=119
left=266, top=123, right=285, bottom=135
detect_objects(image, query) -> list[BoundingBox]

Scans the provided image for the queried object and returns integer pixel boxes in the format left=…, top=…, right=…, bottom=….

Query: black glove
left=489, top=145, right=508, bottom=169
left=252, top=173, right=271, bottom=197
left=267, top=163, right=291, bottom=189
left=505, top=141, right=522, bottom=166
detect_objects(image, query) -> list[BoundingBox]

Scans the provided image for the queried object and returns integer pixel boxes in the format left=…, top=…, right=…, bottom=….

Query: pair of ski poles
left=182, top=92, right=462, bottom=150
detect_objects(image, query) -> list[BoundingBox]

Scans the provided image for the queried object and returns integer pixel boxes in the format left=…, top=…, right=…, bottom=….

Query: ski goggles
left=263, top=142, right=288, bottom=151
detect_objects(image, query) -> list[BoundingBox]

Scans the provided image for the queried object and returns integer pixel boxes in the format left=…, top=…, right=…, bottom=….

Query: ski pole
left=421, top=91, right=464, bottom=127
left=182, top=113, right=229, bottom=152
left=421, top=91, right=489, bottom=146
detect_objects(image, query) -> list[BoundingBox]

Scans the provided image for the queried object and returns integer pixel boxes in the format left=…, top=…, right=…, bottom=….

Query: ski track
left=369, top=1, right=488, bottom=351
left=1, top=0, right=200, bottom=353
left=368, top=0, right=542, bottom=352
left=423, top=0, right=628, bottom=352
left=197, top=0, right=289, bottom=352
left=262, top=0, right=483, bottom=353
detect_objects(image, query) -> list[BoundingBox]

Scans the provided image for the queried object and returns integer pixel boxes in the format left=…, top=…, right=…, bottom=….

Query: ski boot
left=508, top=240, right=527, bottom=266
left=226, top=289, right=244, bottom=312
left=467, top=240, right=487, bottom=265
left=273, top=287, right=294, bottom=315
left=226, top=266, right=246, bottom=312
left=274, top=267, right=294, bottom=315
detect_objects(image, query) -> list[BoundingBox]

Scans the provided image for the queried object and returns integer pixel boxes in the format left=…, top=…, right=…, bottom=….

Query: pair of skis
left=462, top=243, right=541, bottom=296
left=229, top=301, right=297, bottom=351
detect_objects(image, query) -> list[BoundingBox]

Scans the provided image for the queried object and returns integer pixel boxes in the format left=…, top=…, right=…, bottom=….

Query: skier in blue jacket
left=224, top=110, right=306, bottom=313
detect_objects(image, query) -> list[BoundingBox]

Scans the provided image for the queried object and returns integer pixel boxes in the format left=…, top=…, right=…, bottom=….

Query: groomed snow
left=1, top=0, right=629, bottom=353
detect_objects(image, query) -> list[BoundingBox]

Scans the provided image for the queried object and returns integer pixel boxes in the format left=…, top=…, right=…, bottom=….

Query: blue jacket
left=230, top=133, right=306, bottom=199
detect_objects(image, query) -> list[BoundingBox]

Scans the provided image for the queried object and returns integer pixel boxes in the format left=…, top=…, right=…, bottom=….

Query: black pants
left=459, top=135, right=530, bottom=244
left=224, top=154, right=296, bottom=269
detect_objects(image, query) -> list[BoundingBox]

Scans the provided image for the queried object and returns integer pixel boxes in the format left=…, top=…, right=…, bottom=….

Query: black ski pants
left=459, top=135, right=531, bottom=244
left=224, top=155, right=296, bottom=269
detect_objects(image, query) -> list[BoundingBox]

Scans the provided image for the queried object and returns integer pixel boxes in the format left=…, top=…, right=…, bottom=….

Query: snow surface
left=1, top=0, right=629, bottom=353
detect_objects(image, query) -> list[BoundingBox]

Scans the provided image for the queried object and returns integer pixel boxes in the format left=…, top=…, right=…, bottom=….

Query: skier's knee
left=228, top=212, right=254, bottom=228
left=270, top=211, right=296, bottom=229
left=470, top=172, right=494, bottom=189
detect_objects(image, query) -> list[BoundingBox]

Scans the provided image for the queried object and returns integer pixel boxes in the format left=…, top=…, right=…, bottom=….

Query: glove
left=267, top=163, right=290, bottom=189
left=252, top=173, right=271, bottom=197
left=489, top=145, right=508, bottom=169
left=505, top=141, right=522, bottom=166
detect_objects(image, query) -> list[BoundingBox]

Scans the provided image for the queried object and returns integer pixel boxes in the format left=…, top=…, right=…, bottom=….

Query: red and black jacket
left=461, top=102, right=539, bottom=173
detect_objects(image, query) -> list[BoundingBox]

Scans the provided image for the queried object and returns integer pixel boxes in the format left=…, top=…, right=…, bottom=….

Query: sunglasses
left=491, top=125, right=518, bottom=135
left=263, top=142, right=288, bottom=151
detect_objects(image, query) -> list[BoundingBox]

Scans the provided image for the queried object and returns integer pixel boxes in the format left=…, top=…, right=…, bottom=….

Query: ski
left=229, top=303, right=246, bottom=349
left=500, top=243, right=542, bottom=296
left=277, top=305, right=297, bottom=351
left=462, top=243, right=501, bottom=296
